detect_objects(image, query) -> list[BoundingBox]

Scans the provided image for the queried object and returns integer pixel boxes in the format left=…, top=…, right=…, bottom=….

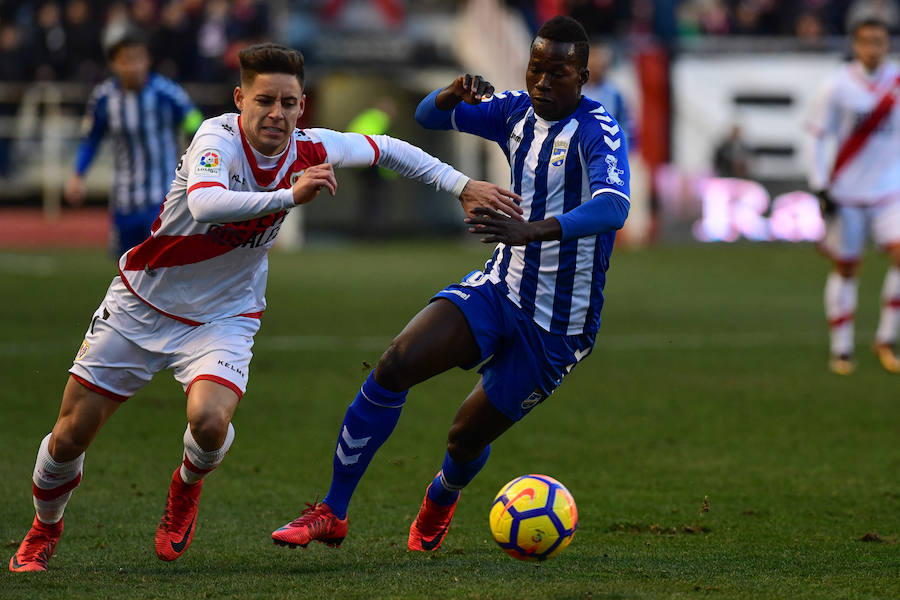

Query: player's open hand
left=460, top=180, right=523, bottom=222
left=452, top=74, right=495, bottom=105
left=292, top=163, right=337, bottom=205
left=63, top=174, right=86, bottom=207
left=466, top=206, right=534, bottom=246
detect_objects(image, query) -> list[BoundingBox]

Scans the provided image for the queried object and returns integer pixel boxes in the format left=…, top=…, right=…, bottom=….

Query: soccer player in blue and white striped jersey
left=272, top=16, right=629, bottom=553
left=64, top=29, right=202, bottom=256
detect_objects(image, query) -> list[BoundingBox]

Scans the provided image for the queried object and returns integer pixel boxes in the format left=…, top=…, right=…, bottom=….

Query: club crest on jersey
left=75, top=340, right=89, bottom=361
left=195, top=151, right=221, bottom=175
left=605, top=154, right=624, bottom=185
left=290, top=170, right=305, bottom=185
left=551, top=141, right=568, bottom=167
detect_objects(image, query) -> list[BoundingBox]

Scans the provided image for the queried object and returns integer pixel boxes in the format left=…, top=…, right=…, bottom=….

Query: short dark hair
left=238, top=43, right=305, bottom=87
left=851, top=16, right=890, bottom=37
left=534, top=16, right=589, bottom=69
left=105, top=28, right=148, bottom=61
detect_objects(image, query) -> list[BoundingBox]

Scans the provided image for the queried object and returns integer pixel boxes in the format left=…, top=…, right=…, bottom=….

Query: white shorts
left=820, top=198, right=900, bottom=263
left=69, top=277, right=260, bottom=402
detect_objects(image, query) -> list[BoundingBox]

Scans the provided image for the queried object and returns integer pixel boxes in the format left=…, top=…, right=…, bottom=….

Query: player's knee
left=374, top=340, right=415, bottom=391
left=48, top=426, right=89, bottom=461
left=189, top=414, right=231, bottom=451
left=834, top=262, right=858, bottom=278
left=446, top=424, right=484, bottom=464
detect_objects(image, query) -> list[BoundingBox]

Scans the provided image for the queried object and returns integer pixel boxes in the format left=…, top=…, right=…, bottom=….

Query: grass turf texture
left=1, top=242, right=898, bottom=599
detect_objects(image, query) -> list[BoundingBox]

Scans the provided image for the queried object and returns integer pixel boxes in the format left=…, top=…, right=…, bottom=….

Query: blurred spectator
left=195, top=0, right=230, bottom=81
left=33, top=1, right=67, bottom=80
left=795, top=10, right=826, bottom=41
left=0, top=23, right=27, bottom=178
left=712, top=124, right=751, bottom=178
left=64, top=0, right=103, bottom=81
left=152, top=0, right=201, bottom=80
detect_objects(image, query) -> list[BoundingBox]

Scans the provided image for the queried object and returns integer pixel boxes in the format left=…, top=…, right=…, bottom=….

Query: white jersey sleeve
left=804, top=75, right=839, bottom=192
left=184, top=128, right=294, bottom=223
left=308, top=128, right=470, bottom=197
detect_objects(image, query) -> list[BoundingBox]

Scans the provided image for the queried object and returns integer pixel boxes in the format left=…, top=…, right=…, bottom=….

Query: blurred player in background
left=272, top=16, right=629, bottom=553
left=9, top=43, right=520, bottom=573
left=582, top=42, right=635, bottom=148
left=64, top=28, right=203, bottom=257
left=806, top=16, right=900, bottom=375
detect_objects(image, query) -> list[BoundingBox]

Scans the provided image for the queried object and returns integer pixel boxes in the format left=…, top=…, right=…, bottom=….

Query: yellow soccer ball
left=488, top=474, right=578, bottom=561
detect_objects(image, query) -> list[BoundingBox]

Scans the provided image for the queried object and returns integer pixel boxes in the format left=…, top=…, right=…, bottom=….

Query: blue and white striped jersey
left=75, top=73, right=196, bottom=215
left=441, top=91, right=630, bottom=336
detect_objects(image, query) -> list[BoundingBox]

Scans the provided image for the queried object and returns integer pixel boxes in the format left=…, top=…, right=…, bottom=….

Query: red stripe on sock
left=183, top=455, right=214, bottom=475
left=33, top=473, right=82, bottom=501
left=829, top=312, right=855, bottom=328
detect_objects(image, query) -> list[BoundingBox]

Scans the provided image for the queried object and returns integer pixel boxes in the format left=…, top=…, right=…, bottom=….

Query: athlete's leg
left=821, top=206, right=865, bottom=373
left=156, top=380, right=239, bottom=561
left=273, top=300, right=482, bottom=547
left=10, top=377, right=122, bottom=572
left=874, top=243, right=900, bottom=372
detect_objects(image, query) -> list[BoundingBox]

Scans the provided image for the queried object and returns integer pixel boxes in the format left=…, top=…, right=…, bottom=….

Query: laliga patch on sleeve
left=194, top=151, right=221, bottom=175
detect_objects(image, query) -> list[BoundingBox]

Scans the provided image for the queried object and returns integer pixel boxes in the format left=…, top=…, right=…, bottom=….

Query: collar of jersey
left=237, top=115, right=292, bottom=187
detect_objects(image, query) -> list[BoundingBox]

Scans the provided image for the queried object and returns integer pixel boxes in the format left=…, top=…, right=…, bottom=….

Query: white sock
left=179, top=423, right=234, bottom=484
left=825, top=271, right=857, bottom=357
left=32, top=433, right=84, bottom=524
left=875, top=266, right=900, bottom=345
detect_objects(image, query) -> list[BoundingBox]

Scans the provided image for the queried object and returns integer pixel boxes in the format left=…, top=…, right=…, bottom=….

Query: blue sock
left=323, top=373, right=407, bottom=519
left=426, top=445, right=491, bottom=506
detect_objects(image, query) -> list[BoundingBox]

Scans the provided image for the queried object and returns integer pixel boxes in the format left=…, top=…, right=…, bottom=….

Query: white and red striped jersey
left=805, top=60, right=900, bottom=205
left=118, top=112, right=469, bottom=324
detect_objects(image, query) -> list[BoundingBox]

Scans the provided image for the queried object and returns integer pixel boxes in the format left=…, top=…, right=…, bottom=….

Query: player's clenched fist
left=292, top=163, right=337, bottom=205
left=435, top=74, right=495, bottom=110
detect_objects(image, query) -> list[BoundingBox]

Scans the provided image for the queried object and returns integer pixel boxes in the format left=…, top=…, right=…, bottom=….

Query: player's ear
left=233, top=86, right=244, bottom=111
left=296, top=94, right=306, bottom=125
left=578, top=67, right=589, bottom=87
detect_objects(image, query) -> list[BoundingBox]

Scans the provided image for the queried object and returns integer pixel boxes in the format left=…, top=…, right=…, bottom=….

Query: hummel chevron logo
left=594, top=113, right=613, bottom=122
left=600, top=123, right=620, bottom=136
left=336, top=445, right=361, bottom=466
left=170, top=516, right=195, bottom=553
left=604, top=135, right=621, bottom=151
left=341, top=426, right=370, bottom=449
left=591, top=106, right=607, bottom=114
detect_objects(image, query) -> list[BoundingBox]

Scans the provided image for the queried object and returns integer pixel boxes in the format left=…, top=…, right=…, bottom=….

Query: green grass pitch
left=1, top=242, right=898, bottom=599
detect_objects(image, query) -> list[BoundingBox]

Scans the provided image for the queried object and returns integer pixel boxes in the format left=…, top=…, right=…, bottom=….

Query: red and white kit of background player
left=806, top=16, right=900, bottom=375
left=9, top=43, right=521, bottom=572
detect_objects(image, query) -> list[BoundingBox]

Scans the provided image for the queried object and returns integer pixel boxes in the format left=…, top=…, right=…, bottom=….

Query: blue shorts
left=112, top=205, right=161, bottom=256
left=432, top=271, right=595, bottom=422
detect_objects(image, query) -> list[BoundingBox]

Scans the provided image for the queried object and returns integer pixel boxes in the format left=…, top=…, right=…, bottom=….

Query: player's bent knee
left=189, top=415, right=231, bottom=451
left=446, top=425, right=485, bottom=464
left=374, top=341, right=415, bottom=391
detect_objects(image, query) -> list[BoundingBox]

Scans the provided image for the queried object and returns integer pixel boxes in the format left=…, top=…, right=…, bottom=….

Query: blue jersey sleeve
left=556, top=112, right=631, bottom=241
left=416, top=89, right=529, bottom=147
left=74, top=88, right=109, bottom=175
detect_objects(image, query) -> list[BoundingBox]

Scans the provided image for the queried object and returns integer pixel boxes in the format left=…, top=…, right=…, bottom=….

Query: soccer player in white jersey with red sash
left=9, top=43, right=521, bottom=572
left=806, top=16, right=900, bottom=375
left=272, top=17, right=629, bottom=553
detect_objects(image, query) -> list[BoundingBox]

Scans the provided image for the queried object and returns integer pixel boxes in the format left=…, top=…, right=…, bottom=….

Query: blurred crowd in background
left=2, top=0, right=898, bottom=87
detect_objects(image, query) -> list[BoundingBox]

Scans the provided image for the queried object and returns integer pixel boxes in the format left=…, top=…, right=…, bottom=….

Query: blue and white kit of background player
left=416, top=89, right=631, bottom=420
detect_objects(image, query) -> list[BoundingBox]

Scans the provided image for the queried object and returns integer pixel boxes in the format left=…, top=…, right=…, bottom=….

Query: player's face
left=110, top=45, right=150, bottom=90
left=526, top=38, right=588, bottom=121
left=234, top=73, right=305, bottom=156
left=853, top=24, right=889, bottom=72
